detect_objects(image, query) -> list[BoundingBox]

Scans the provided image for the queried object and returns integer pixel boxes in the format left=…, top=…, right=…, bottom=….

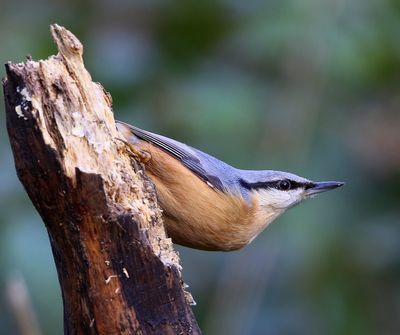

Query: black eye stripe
left=239, top=179, right=313, bottom=191
left=304, top=182, right=315, bottom=190
left=278, top=180, right=291, bottom=190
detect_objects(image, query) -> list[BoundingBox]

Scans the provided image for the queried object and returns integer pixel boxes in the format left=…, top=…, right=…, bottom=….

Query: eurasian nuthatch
left=116, top=121, right=344, bottom=251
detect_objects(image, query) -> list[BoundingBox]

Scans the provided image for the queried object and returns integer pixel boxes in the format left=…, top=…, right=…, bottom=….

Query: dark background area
left=1, top=1, right=399, bottom=334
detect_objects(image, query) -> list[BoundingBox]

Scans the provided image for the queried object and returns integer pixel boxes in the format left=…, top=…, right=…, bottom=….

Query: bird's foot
left=116, top=138, right=152, bottom=163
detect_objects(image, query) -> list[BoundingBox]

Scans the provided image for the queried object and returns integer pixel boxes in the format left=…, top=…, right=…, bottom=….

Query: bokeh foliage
left=1, top=0, right=399, bottom=334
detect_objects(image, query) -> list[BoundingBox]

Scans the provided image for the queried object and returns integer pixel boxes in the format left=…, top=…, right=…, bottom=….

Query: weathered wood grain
left=3, top=24, right=200, bottom=335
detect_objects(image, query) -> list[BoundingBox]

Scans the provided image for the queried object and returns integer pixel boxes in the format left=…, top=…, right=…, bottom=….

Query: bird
left=116, top=121, right=344, bottom=251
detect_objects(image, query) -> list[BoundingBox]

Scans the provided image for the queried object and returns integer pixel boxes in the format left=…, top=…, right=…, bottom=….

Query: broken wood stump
left=3, top=24, right=200, bottom=335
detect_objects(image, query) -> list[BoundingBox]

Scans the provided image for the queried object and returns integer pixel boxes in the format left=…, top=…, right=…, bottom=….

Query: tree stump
left=3, top=24, right=200, bottom=335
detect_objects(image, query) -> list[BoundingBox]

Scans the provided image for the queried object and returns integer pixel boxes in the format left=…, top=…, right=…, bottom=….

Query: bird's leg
left=116, top=138, right=152, bottom=163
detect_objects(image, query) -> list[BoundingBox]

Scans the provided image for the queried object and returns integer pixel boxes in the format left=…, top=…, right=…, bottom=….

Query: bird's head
left=239, top=170, right=344, bottom=213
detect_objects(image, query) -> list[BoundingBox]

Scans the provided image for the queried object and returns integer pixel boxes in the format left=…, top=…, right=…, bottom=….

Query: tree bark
left=3, top=24, right=200, bottom=335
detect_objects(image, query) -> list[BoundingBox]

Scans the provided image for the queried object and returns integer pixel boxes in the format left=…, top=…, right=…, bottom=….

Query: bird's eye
left=277, top=180, right=291, bottom=191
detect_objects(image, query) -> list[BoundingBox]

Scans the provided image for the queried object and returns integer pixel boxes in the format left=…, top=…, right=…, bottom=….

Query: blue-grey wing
left=116, top=121, right=228, bottom=192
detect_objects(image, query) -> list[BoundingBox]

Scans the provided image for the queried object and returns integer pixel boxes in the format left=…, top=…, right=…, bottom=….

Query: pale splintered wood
left=3, top=24, right=199, bottom=335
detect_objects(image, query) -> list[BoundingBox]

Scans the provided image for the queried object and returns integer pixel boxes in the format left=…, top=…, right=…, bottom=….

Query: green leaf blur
left=0, top=1, right=399, bottom=334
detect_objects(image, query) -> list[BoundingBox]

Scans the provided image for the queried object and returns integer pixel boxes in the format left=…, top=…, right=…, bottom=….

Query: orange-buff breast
left=135, top=140, right=261, bottom=251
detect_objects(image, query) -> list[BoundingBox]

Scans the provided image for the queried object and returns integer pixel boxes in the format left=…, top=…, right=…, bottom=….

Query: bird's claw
left=116, top=137, right=152, bottom=163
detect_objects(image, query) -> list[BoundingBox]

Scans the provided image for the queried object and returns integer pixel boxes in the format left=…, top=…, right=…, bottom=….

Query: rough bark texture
left=3, top=24, right=200, bottom=335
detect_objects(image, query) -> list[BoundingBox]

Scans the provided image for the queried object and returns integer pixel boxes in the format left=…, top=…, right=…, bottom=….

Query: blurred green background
left=1, top=0, right=399, bottom=334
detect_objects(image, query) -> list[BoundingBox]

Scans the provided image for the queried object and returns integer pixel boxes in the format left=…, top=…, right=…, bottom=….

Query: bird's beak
left=305, top=181, right=345, bottom=197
